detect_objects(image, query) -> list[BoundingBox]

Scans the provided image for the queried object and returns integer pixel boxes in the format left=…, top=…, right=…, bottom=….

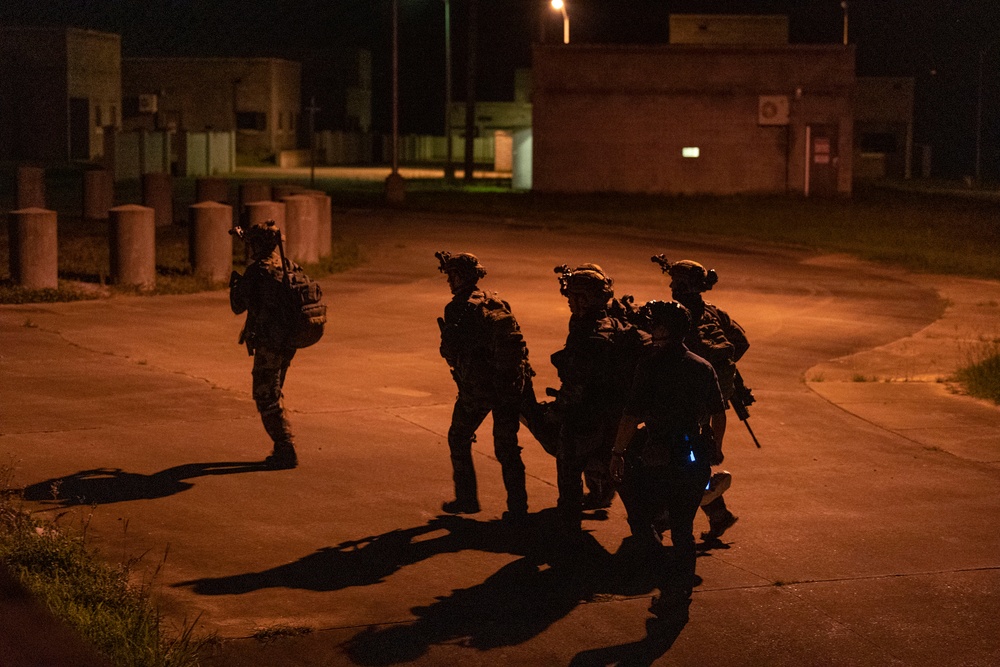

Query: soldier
left=610, top=300, right=726, bottom=625
left=659, top=256, right=749, bottom=541
left=436, top=251, right=532, bottom=522
left=547, top=264, right=647, bottom=534
left=229, top=221, right=300, bottom=469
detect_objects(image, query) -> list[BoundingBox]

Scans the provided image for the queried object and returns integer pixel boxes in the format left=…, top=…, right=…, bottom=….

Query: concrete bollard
left=281, top=194, right=319, bottom=264
left=109, top=205, right=156, bottom=289
left=83, top=169, right=114, bottom=221
left=189, top=201, right=233, bottom=283
left=142, top=172, right=173, bottom=227
left=272, top=183, right=305, bottom=200
left=196, top=177, right=229, bottom=204
left=243, top=200, right=286, bottom=233
left=16, top=165, right=45, bottom=209
left=239, top=181, right=272, bottom=210
left=8, top=208, right=58, bottom=289
left=302, top=190, right=332, bottom=258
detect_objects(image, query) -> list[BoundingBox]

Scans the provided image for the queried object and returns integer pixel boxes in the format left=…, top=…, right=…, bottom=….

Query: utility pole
left=307, top=96, right=320, bottom=188
left=444, top=0, right=454, bottom=181
left=463, top=0, right=478, bottom=182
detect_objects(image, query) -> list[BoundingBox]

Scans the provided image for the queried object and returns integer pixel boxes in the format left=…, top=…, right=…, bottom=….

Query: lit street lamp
left=551, top=0, right=569, bottom=45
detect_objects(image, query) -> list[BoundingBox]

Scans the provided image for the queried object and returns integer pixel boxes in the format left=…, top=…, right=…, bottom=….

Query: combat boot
left=444, top=455, right=480, bottom=514
left=265, top=441, right=298, bottom=470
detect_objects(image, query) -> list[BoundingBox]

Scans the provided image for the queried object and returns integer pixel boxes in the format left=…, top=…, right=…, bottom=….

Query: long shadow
left=18, top=461, right=271, bottom=507
left=568, top=617, right=686, bottom=667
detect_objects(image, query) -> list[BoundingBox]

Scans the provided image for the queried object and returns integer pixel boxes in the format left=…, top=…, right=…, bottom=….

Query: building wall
left=0, top=26, right=120, bottom=163
left=854, top=77, right=914, bottom=179
left=532, top=44, right=854, bottom=196
left=67, top=29, right=122, bottom=160
left=123, top=57, right=301, bottom=158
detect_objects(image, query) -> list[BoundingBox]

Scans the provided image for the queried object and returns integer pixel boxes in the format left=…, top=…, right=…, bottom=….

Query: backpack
left=277, top=238, right=327, bottom=348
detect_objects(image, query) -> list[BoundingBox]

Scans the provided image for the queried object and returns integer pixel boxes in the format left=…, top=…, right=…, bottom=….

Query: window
left=236, top=111, right=267, bottom=131
left=682, top=147, right=700, bottom=158
left=95, top=105, right=102, bottom=127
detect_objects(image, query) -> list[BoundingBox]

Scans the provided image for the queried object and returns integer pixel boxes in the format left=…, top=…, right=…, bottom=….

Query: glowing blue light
left=689, top=450, right=696, bottom=462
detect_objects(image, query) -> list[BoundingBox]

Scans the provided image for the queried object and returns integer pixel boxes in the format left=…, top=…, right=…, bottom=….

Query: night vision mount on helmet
left=651, top=254, right=719, bottom=293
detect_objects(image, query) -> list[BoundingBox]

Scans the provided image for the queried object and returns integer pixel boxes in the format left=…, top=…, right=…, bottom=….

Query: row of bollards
left=7, top=170, right=334, bottom=291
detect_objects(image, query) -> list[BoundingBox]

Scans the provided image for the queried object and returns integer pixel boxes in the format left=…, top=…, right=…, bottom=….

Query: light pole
left=551, top=0, right=569, bottom=44
left=841, top=1, right=848, bottom=45
left=385, top=0, right=405, bottom=203
left=444, top=0, right=454, bottom=181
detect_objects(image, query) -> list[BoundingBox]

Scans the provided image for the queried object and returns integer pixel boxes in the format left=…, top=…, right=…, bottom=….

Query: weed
left=23, top=318, right=38, bottom=328
left=851, top=374, right=877, bottom=382
left=0, top=465, right=212, bottom=666
left=251, top=625, right=314, bottom=643
left=955, top=341, right=1000, bottom=404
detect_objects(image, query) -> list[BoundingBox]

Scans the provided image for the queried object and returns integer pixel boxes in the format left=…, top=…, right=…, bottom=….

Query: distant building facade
left=854, top=77, right=914, bottom=180
left=122, top=57, right=301, bottom=160
left=0, top=26, right=121, bottom=163
left=532, top=15, right=855, bottom=196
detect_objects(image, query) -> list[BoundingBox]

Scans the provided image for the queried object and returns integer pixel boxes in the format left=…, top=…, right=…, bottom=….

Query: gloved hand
left=229, top=270, right=242, bottom=288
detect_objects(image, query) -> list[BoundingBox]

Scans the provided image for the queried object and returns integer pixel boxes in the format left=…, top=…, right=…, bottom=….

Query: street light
left=385, top=0, right=405, bottom=203
left=841, top=1, right=848, bottom=45
left=551, top=0, right=569, bottom=45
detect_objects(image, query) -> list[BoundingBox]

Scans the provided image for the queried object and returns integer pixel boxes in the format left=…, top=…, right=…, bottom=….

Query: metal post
left=392, top=0, right=400, bottom=176
left=444, top=0, right=454, bottom=181
left=307, top=97, right=319, bottom=188
left=463, top=0, right=478, bottom=182
left=841, top=1, right=848, bottom=45
left=976, top=49, right=984, bottom=185
left=562, top=8, right=569, bottom=44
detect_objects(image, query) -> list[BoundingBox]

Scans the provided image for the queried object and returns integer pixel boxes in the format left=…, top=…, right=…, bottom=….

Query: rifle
left=729, top=368, right=762, bottom=448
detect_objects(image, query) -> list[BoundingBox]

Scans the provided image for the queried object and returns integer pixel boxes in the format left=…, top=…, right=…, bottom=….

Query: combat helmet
left=642, top=299, right=692, bottom=337
left=436, top=251, right=487, bottom=281
left=554, top=263, right=615, bottom=301
left=243, top=220, right=283, bottom=258
left=651, top=254, right=718, bottom=293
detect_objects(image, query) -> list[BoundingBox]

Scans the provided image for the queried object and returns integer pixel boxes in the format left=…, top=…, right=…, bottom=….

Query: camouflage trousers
left=251, top=346, right=297, bottom=446
left=447, top=392, right=527, bottom=513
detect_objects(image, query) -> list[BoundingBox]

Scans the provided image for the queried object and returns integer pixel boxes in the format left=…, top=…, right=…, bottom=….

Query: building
left=531, top=15, right=855, bottom=196
left=122, top=57, right=301, bottom=161
left=854, top=77, right=915, bottom=180
left=0, top=26, right=121, bottom=163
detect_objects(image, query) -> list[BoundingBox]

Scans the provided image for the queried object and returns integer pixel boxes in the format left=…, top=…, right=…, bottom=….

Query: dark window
left=95, top=106, right=102, bottom=127
left=860, top=132, right=897, bottom=153
left=278, top=111, right=284, bottom=130
left=236, top=111, right=267, bottom=131
left=123, top=96, right=141, bottom=118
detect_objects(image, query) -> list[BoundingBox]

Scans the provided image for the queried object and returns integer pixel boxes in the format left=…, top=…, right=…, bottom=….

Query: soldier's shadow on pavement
left=18, top=462, right=271, bottom=507
left=567, top=617, right=685, bottom=667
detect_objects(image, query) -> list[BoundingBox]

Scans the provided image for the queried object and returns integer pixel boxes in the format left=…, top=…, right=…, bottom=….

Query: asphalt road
left=2, top=211, right=999, bottom=666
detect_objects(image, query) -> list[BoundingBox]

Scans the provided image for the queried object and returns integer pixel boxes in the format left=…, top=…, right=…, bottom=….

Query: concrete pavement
left=2, top=211, right=999, bottom=666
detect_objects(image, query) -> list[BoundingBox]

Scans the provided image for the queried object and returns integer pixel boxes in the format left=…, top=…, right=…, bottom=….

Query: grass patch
left=955, top=342, right=1000, bottom=404
left=0, top=472, right=211, bottom=665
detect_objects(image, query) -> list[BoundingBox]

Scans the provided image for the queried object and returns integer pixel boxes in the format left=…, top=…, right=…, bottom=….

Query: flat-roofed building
left=122, top=57, right=301, bottom=161
left=532, top=42, right=855, bottom=196
left=0, top=26, right=121, bottom=163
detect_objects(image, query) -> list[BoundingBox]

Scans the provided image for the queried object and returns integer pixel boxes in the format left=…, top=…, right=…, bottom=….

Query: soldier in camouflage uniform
left=662, top=258, right=749, bottom=540
left=229, top=221, right=300, bottom=469
left=548, top=264, right=648, bottom=534
left=436, top=251, right=532, bottom=521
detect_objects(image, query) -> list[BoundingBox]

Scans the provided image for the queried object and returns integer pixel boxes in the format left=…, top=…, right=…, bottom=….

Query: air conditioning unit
left=758, top=95, right=789, bottom=126
left=138, top=94, right=158, bottom=114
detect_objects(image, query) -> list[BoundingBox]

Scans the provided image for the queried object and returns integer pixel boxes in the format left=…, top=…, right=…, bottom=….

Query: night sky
left=2, top=0, right=998, bottom=178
